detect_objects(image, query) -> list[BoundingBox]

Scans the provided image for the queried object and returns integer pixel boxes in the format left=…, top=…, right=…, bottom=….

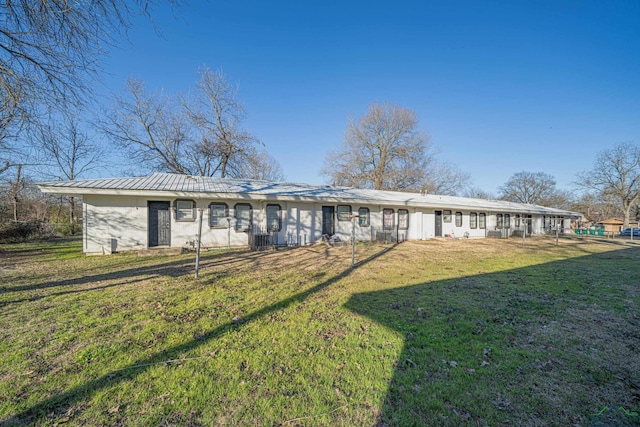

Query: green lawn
left=1, top=237, right=639, bottom=426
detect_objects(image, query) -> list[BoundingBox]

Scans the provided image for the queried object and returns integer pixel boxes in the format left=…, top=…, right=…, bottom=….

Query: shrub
left=0, top=221, right=57, bottom=243
left=55, top=223, right=81, bottom=236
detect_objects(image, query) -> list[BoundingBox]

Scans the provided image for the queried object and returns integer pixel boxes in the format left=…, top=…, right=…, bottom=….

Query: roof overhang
left=37, top=184, right=582, bottom=218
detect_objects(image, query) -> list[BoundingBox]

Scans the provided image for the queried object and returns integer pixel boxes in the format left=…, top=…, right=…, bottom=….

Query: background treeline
left=1, top=2, right=639, bottom=242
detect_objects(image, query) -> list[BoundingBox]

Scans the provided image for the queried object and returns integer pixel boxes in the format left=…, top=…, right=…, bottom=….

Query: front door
left=434, top=210, right=443, bottom=237
left=322, top=206, right=335, bottom=236
left=525, top=215, right=532, bottom=235
left=149, top=201, right=171, bottom=247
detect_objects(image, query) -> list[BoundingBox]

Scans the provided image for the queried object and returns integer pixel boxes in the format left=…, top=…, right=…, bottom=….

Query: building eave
left=37, top=184, right=581, bottom=218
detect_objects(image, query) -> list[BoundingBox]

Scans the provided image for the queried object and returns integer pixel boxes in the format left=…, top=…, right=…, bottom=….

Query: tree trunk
left=374, top=150, right=386, bottom=190
left=220, top=158, right=227, bottom=178
left=69, top=196, right=76, bottom=234
left=12, top=195, right=18, bottom=221
left=623, top=201, right=632, bottom=229
left=220, top=148, right=230, bottom=178
left=11, top=164, right=22, bottom=221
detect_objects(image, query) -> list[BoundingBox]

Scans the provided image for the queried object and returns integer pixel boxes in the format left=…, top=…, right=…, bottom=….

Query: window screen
left=383, top=209, right=394, bottom=230
left=337, top=205, right=352, bottom=221
left=235, top=204, right=252, bottom=231
left=398, top=209, right=409, bottom=230
left=209, top=203, right=228, bottom=227
left=175, top=200, right=195, bottom=221
left=266, top=204, right=281, bottom=232
left=358, top=207, right=370, bottom=226
left=455, top=212, right=462, bottom=227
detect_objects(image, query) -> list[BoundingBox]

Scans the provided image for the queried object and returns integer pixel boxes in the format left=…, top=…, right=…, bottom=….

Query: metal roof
left=37, top=172, right=580, bottom=216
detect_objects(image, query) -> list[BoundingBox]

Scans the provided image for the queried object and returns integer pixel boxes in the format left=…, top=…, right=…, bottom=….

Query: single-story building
left=37, top=173, right=582, bottom=255
left=595, top=218, right=639, bottom=233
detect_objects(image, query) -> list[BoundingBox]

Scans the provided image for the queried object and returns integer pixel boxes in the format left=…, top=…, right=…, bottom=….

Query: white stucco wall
left=297, top=203, right=322, bottom=244
left=81, top=195, right=564, bottom=254
left=84, top=195, right=149, bottom=254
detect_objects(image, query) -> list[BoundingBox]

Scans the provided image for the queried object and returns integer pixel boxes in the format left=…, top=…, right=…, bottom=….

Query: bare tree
left=543, top=188, right=575, bottom=211
left=577, top=142, right=640, bottom=227
left=0, top=159, right=9, bottom=175
left=0, top=1, right=176, bottom=142
left=182, top=67, right=260, bottom=178
left=35, top=114, right=105, bottom=231
left=322, top=102, right=434, bottom=191
left=461, top=186, right=495, bottom=200
left=0, top=141, right=15, bottom=175
left=7, top=164, right=26, bottom=221
left=37, top=115, right=105, bottom=182
left=105, top=68, right=266, bottom=178
left=421, top=161, right=471, bottom=196
left=572, top=192, right=621, bottom=223
left=322, top=102, right=469, bottom=195
left=102, top=78, right=192, bottom=175
left=499, top=171, right=559, bottom=205
left=0, top=78, right=21, bottom=172
left=237, top=148, right=285, bottom=181
left=0, top=176, right=51, bottom=223
left=0, top=89, right=25, bottom=175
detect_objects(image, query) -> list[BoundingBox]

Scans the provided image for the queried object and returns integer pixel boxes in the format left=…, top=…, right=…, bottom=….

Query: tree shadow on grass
left=344, top=246, right=640, bottom=426
left=524, top=235, right=640, bottom=256
left=2, top=245, right=398, bottom=425
left=1, top=243, right=351, bottom=298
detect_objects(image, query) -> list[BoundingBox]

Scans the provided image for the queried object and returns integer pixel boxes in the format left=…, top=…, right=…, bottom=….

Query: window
left=398, top=209, right=409, bottom=230
left=479, top=213, right=486, bottom=229
left=358, top=207, right=370, bottom=227
left=266, top=204, right=282, bottom=232
left=443, top=210, right=452, bottom=223
left=209, top=203, right=228, bottom=227
left=455, top=212, right=462, bottom=227
left=515, top=214, right=521, bottom=228
left=235, top=203, right=252, bottom=231
left=470, top=212, right=478, bottom=229
left=174, top=199, right=196, bottom=221
left=383, top=208, right=395, bottom=230
left=497, top=213, right=504, bottom=229
left=505, top=214, right=511, bottom=229
left=337, top=205, right=352, bottom=221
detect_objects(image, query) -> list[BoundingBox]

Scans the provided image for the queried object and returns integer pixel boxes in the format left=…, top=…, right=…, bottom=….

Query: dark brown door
left=435, top=210, right=443, bottom=237
left=525, top=215, right=532, bottom=235
left=322, top=206, right=335, bottom=236
left=149, top=201, right=171, bottom=247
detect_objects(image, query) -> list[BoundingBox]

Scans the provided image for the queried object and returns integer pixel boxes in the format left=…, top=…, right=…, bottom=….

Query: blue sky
left=99, top=0, right=640, bottom=194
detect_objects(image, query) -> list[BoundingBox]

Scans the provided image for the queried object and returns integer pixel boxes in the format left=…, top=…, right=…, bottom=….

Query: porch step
left=137, top=247, right=185, bottom=257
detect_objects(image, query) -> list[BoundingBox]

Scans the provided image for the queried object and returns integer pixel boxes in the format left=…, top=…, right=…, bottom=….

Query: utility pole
left=350, top=214, right=359, bottom=267
left=195, top=207, right=204, bottom=278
